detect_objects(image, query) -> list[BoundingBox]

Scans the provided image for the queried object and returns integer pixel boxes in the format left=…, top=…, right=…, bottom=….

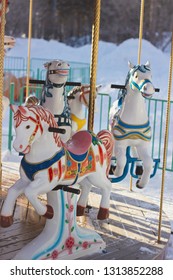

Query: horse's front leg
left=24, top=178, right=54, bottom=219
left=0, top=178, right=27, bottom=227
left=77, top=179, right=92, bottom=216
left=136, top=143, right=153, bottom=188
left=114, top=142, right=127, bottom=177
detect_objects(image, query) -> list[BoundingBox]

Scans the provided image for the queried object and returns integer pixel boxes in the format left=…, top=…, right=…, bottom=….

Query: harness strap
left=21, top=148, right=65, bottom=181
left=54, top=114, right=72, bottom=127
left=113, top=118, right=151, bottom=141
left=118, top=118, right=150, bottom=129
left=79, top=90, right=89, bottom=107
left=47, top=79, right=65, bottom=88
left=28, top=115, right=43, bottom=145
left=71, top=113, right=86, bottom=131
left=130, top=78, right=152, bottom=91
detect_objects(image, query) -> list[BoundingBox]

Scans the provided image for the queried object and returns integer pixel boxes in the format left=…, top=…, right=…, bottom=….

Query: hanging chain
left=88, top=0, right=101, bottom=131
left=158, top=32, right=173, bottom=242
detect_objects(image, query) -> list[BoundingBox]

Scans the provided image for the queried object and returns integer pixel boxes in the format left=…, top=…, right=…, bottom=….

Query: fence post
left=19, top=87, right=24, bottom=105
left=8, top=83, right=14, bottom=151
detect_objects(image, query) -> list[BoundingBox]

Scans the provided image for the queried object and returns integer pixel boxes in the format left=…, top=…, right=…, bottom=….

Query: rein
left=79, top=89, right=90, bottom=107
left=28, top=114, right=43, bottom=145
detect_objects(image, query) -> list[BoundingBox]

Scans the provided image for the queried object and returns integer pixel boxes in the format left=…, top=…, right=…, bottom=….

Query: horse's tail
left=97, top=130, right=114, bottom=176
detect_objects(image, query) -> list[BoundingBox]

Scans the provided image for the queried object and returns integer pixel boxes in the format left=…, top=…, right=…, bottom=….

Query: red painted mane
left=14, top=105, right=62, bottom=147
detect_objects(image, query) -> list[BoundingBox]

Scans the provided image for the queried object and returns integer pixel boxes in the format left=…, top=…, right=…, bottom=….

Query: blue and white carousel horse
left=41, top=59, right=72, bottom=142
left=110, top=61, right=155, bottom=189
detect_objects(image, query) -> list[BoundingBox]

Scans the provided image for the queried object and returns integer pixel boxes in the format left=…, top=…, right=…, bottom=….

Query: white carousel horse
left=41, top=59, right=72, bottom=142
left=109, top=98, right=142, bottom=174
left=110, top=61, right=155, bottom=188
left=0, top=105, right=113, bottom=259
left=68, top=84, right=99, bottom=134
left=0, top=104, right=113, bottom=225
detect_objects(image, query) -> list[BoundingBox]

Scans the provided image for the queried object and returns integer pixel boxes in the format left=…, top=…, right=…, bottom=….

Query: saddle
left=63, top=131, right=92, bottom=156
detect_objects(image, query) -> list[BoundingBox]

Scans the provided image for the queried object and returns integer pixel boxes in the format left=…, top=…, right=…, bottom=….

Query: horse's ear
left=18, top=106, right=29, bottom=116
left=44, top=62, right=51, bottom=69
left=10, top=104, right=18, bottom=113
left=128, top=61, right=134, bottom=69
left=145, top=61, right=151, bottom=68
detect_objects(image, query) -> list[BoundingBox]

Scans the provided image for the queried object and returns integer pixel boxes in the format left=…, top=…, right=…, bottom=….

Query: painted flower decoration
left=51, top=250, right=58, bottom=259
left=65, top=236, right=75, bottom=249
left=69, top=205, right=74, bottom=212
left=82, top=241, right=89, bottom=249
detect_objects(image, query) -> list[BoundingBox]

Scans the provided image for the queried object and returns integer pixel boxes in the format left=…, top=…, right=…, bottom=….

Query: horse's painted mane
left=14, top=105, right=62, bottom=147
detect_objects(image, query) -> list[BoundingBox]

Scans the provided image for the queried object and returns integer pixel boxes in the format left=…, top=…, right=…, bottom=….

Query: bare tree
left=5, top=0, right=173, bottom=49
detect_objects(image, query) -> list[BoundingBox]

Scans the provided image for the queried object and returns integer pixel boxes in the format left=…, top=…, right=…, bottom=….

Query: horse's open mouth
left=141, top=92, right=153, bottom=99
left=21, top=145, right=31, bottom=154
left=55, top=69, right=69, bottom=76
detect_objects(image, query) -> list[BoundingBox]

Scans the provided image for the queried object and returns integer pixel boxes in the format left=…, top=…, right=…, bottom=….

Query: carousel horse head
left=44, top=59, right=70, bottom=86
left=126, top=61, right=155, bottom=99
left=112, top=61, right=155, bottom=121
left=67, top=84, right=100, bottom=133
left=25, top=95, right=40, bottom=106
left=4, top=35, right=15, bottom=50
left=68, top=84, right=100, bottom=108
left=10, top=104, right=60, bottom=154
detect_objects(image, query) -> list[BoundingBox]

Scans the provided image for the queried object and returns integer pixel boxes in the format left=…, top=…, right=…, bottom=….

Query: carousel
left=0, top=0, right=172, bottom=260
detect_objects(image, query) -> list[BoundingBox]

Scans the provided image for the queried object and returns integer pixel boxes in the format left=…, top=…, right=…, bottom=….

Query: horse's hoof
left=97, top=207, right=109, bottom=220
left=76, top=205, right=85, bottom=216
left=43, top=205, right=54, bottom=219
left=136, top=179, right=144, bottom=189
left=0, top=215, right=13, bottom=227
left=109, top=165, right=116, bottom=175
left=135, top=166, right=143, bottom=176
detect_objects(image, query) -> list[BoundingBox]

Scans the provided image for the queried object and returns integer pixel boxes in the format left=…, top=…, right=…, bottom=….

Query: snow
left=7, top=38, right=170, bottom=100
left=3, top=37, right=173, bottom=259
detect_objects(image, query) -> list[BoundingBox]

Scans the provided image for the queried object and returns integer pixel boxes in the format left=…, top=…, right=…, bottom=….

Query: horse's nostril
left=144, top=85, right=147, bottom=91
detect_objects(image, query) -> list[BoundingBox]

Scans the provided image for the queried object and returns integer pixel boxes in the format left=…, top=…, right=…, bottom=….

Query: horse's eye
left=58, top=63, right=61, bottom=66
left=135, top=74, right=138, bottom=78
left=26, top=125, right=30, bottom=129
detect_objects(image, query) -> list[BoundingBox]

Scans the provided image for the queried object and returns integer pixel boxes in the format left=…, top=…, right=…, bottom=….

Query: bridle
left=28, top=114, right=43, bottom=145
left=17, top=113, right=43, bottom=146
left=129, top=65, right=153, bottom=93
left=79, top=86, right=91, bottom=107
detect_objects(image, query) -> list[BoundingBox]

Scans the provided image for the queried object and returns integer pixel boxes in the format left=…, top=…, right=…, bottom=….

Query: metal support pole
left=158, top=32, right=173, bottom=242
left=0, top=0, right=6, bottom=185
left=138, top=0, right=145, bottom=64
left=88, top=0, right=101, bottom=131
left=26, top=0, right=33, bottom=98
left=130, top=0, right=145, bottom=191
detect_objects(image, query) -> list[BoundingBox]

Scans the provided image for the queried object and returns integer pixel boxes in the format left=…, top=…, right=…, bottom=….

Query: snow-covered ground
left=2, top=37, right=173, bottom=259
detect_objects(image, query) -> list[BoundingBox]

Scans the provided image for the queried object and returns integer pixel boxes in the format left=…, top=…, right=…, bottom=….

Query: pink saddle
left=64, top=131, right=92, bottom=155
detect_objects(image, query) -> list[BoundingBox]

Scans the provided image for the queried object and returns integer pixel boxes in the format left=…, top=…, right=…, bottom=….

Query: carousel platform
left=0, top=161, right=171, bottom=260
